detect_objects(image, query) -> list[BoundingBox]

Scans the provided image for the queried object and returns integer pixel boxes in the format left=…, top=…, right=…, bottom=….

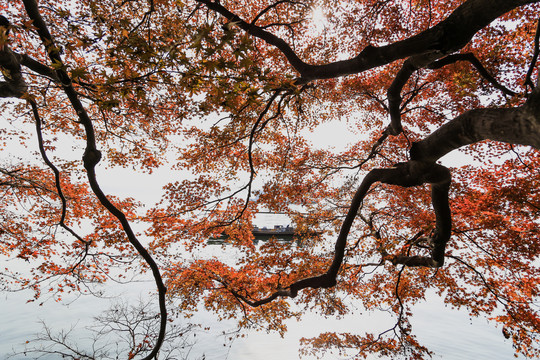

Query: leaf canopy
left=0, top=0, right=539, bottom=358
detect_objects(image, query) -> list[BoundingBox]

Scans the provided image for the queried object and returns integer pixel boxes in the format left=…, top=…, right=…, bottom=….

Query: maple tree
left=1, top=0, right=540, bottom=358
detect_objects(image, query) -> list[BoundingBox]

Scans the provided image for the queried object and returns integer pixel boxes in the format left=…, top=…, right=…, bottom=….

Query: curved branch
left=387, top=50, right=520, bottom=136
left=251, top=0, right=305, bottom=26
left=387, top=60, right=418, bottom=135
left=30, top=99, right=90, bottom=247
left=222, top=88, right=285, bottom=226
left=390, top=173, right=451, bottom=267
left=231, top=161, right=451, bottom=306
left=21, top=2, right=167, bottom=358
left=198, top=0, right=537, bottom=82
left=387, top=52, right=442, bottom=134
left=411, top=86, right=540, bottom=163
left=428, top=52, right=519, bottom=96
left=197, top=0, right=308, bottom=76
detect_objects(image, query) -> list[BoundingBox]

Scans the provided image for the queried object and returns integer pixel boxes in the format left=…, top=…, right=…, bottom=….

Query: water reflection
left=207, top=234, right=302, bottom=246
left=208, top=223, right=317, bottom=247
left=1, top=214, right=526, bottom=359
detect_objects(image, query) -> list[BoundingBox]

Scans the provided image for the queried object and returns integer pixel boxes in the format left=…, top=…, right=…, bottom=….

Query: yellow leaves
left=69, top=66, right=89, bottom=81
left=49, top=57, right=64, bottom=71
left=189, top=24, right=213, bottom=53
left=21, top=19, right=36, bottom=31
left=99, top=99, right=120, bottom=110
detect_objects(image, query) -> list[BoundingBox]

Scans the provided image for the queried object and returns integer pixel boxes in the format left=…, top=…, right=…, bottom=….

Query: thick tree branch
left=196, top=0, right=308, bottom=76
left=2, top=48, right=96, bottom=89
left=0, top=17, right=72, bottom=95
left=388, top=50, right=519, bottom=136
left=198, top=0, right=538, bottom=82
left=19, top=53, right=59, bottom=81
left=231, top=83, right=540, bottom=306
left=390, top=174, right=451, bottom=267
left=230, top=162, right=451, bottom=306
left=389, top=87, right=540, bottom=266
left=411, top=86, right=540, bottom=163
left=0, top=42, right=28, bottom=97
left=387, top=52, right=442, bottom=134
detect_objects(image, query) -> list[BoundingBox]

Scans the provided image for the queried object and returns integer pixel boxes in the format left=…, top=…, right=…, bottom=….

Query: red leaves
left=1, top=1, right=540, bottom=359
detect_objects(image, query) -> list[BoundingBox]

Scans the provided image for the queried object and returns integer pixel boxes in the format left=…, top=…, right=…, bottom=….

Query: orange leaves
left=1, top=0, right=540, bottom=358
left=165, top=249, right=308, bottom=332
left=300, top=330, right=431, bottom=359
left=0, top=158, right=143, bottom=299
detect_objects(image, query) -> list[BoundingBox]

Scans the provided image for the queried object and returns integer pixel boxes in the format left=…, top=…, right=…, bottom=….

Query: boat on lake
left=208, top=225, right=300, bottom=245
left=207, top=225, right=321, bottom=245
left=251, top=225, right=295, bottom=236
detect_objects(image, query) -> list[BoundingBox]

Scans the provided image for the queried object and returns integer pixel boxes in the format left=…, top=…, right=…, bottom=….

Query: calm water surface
left=0, top=215, right=523, bottom=360
left=0, top=266, right=522, bottom=360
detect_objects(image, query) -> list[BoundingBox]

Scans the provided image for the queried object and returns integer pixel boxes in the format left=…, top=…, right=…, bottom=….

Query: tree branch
left=21, top=2, right=167, bottom=358
left=196, top=0, right=309, bottom=76
left=224, top=81, right=538, bottom=304
left=228, top=161, right=451, bottom=306
left=387, top=52, right=442, bottom=134
left=251, top=0, right=305, bottom=26
left=525, top=18, right=540, bottom=92
left=387, top=49, right=520, bottom=136
left=411, top=86, right=540, bottom=163
left=19, top=53, right=59, bottom=81
left=198, top=0, right=538, bottom=82
left=30, top=99, right=92, bottom=275
left=0, top=37, right=28, bottom=97
left=428, top=52, right=519, bottom=96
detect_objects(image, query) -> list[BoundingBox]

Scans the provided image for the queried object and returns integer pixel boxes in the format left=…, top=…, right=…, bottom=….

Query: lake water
left=0, top=260, right=523, bottom=359
left=0, top=214, right=524, bottom=359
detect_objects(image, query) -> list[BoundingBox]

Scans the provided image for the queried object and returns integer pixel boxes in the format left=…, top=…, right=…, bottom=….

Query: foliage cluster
left=0, top=0, right=539, bottom=358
